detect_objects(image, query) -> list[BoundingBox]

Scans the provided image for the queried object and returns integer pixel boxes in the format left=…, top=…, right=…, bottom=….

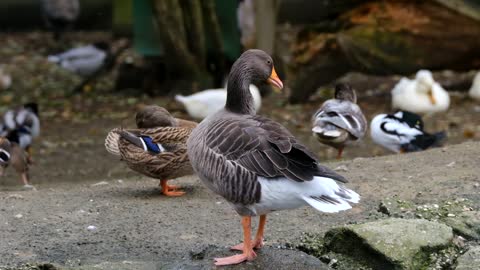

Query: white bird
left=47, top=42, right=109, bottom=77
left=370, top=111, right=446, bottom=153
left=469, top=72, right=480, bottom=100
left=391, top=70, right=450, bottom=114
left=175, top=84, right=261, bottom=120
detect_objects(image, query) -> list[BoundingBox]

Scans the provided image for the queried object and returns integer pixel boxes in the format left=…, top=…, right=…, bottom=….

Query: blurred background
left=0, top=0, right=479, bottom=185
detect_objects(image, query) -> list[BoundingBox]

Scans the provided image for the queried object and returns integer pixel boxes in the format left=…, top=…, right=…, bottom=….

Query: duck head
left=416, top=70, right=436, bottom=105
left=334, top=83, right=357, bottom=103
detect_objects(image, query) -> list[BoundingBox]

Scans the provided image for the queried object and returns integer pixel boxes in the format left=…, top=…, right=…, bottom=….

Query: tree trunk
left=288, top=0, right=480, bottom=103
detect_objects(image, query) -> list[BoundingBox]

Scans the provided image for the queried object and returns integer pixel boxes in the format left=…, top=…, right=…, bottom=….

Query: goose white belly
left=240, top=176, right=359, bottom=216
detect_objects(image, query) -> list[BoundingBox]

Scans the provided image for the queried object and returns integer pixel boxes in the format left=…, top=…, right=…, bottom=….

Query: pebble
left=87, top=225, right=97, bottom=231
left=334, top=165, right=349, bottom=172
left=447, top=213, right=455, bottom=217
left=91, top=181, right=109, bottom=187
left=14, top=214, right=23, bottom=219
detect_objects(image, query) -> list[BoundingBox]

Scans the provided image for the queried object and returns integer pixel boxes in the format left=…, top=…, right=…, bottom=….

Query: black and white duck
left=370, top=110, right=446, bottom=153
left=47, top=42, right=109, bottom=77
left=312, top=83, right=367, bottom=159
left=186, top=49, right=359, bottom=266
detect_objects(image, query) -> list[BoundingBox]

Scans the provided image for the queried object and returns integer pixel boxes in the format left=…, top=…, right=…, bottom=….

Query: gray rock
left=456, top=246, right=480, bottom=270
left=441, top=211, right=480, bottom=240
left=68, top=246, right=328, bottom=270
left=324, top=218, right=453, bottom=269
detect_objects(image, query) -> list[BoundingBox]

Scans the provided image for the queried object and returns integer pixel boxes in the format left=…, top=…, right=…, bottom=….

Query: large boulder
left=441, top=211, right=480, bottom=240
left=324, top=218, right=453, bottom=269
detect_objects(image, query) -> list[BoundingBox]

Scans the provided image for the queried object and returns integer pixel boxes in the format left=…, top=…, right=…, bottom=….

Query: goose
left=1, top=103, right=40, bottom=163
left=47, top=42, right=109, bottom=77
left=469, top=72, right=480, bottom=100
left=370, top=111, right=446, bottom=153
left=0, top=137, right=33, bottom=189
left=391, top=70, right=450, bottom=114
left=105, top=105, right=197, bottom=196
left=41, top=0, right=80, bottom=40
left=312, top=83, right=367, bottom=159
left=175, top=84, right=261, bottom=120
left=187, top=49, right=359, bottom=266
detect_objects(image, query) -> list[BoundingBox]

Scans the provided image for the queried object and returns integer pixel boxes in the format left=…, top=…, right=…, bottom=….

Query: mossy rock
left=456, top=246, right=480, bottom=270
left=324, top=218, right=453, bottom=269
left=441, top=211, right=480, bottom=240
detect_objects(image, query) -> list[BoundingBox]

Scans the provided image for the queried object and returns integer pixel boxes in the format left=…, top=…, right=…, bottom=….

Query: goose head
left=226, top=49, right=283, bottom=114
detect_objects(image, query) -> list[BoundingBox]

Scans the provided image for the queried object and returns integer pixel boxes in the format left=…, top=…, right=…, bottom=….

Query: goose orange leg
left=231, top=214, right=266, bottom=250
left=160, top=179, right=185, bottom=197
left=215, top=216, right=256, bottom=266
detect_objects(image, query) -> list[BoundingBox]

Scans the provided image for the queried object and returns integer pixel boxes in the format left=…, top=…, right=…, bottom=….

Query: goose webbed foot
left=231, top=215, right=266, bottom=251
left=215, top=216, right=257, bottom=266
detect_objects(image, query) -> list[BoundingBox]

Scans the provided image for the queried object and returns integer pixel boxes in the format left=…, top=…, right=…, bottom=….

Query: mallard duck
left=175, top=84, right=261, bottom=120
left=469, top=72, right=480, bottom=100
left=312, top=83, right=367, bottom=159
left=1, top=103, right=40, bottom=163
left=187, top=50, right=359, bottom=266
left=370, top=111, right=446, bottom=153
left=47, top=42, right=109, bottom=77
left=105, top=105, right=197, bottom=196
left=0, top=137, right=33, bottom=189
left=41, top=0, right=80, bottom=40
left=391, top=70, right=450, bottom=114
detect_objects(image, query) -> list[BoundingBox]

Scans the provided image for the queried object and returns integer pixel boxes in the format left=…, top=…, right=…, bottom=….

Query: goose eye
left=266, top=60, right=272, bottom=65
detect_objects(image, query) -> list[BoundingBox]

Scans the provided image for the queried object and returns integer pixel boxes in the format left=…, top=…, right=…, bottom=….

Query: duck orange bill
left=267, top=67, right=283, bottom=92
left=428, top=89, right=436, bottom=105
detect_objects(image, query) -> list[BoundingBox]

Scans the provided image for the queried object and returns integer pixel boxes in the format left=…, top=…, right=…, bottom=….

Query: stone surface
left=442, top=211, right=480, bottom=240
left=324, top=218, right=453, bottom=269
left=69, top=246, right=328, bottom=270
left=456, top=246, right=480, bottom=270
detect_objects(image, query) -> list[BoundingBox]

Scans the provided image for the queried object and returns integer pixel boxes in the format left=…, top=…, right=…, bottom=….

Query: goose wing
left=205, top=114, right=346, bottom=183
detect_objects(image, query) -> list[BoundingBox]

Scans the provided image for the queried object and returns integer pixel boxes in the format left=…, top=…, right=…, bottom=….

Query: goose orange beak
left=428, top=89, right=436, bottom=105
left=267, top=67, right=283, bottom=93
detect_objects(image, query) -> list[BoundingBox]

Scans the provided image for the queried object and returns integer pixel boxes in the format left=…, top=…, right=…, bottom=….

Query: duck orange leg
left=231, top=214, right=266, bottom=250
left=336, top=146, right=344, bottom=160
left=215, top=216, right=257, bottom=266
left=160, top=179, right=185, bottom=197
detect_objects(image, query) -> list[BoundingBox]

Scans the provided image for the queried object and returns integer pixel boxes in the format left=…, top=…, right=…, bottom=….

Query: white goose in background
left=469, top=72, right=480, bottom=100
left=47, top=42, right=109, bottom=77
left=175, top=84, right=261, bottom=120
left=391, top=70, right=450, bottom=114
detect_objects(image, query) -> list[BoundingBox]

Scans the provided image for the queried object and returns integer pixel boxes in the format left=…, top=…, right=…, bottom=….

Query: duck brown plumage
left=186, top=49, right=359, bottom=266
left=105, top=105, right=197, bottom=196
left=0, top=137, right=32, bottom=188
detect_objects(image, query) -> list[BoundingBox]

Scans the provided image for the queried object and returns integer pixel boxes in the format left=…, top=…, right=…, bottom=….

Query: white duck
left=175, top=84, right=261, bottom=120
left=47, top=42, right=109, bottom=77
left=469, top=72, right=480, bottom=100
left=391, top=70, right=450, bottom=114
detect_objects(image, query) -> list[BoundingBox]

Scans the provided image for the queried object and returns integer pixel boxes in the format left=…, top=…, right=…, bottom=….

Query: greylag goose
left=370, top=110, right=446, bottom=153
left=105, top=105, right=197, bottom=196
left=187, top=49, right=360, bottom=266
left=312, top=83, right=367, bottom=159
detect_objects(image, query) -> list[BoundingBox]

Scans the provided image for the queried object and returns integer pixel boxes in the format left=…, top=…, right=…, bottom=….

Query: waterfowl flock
left=1, top=44, right=480, bottom=266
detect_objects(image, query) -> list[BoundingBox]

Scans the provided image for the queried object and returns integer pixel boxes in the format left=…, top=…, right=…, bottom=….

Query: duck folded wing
left=206, top=115, right=346, bottom=183
left=129, top=127, right=193, bottom=145
left=314, top=102, right=366, bottom=139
